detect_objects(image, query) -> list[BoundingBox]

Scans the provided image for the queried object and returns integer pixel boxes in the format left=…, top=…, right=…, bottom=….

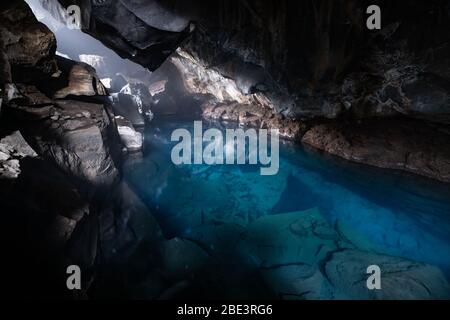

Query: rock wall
left=302, top=117, right=450, bottom=183
left=176, top=0, right=450, bottom=121
left=0, top=1, right=152, bottom=298
left=39, top=0, right=450, bottom=182
left=40, top=0, right=194, bottom=70
left=53, top=0, right=449, bottom=121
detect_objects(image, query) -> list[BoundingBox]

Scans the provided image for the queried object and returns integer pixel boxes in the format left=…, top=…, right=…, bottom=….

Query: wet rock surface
left=0, top=1, right=153, bottom=298
left=0, top=133, right=92, bottom=297
left=41, top=0, right=192, bottom=71
left=9, top=98, right=121, bottom=188
left=0, top=1, right=57, bottom=82
left=0, top=130, right=37, bottom=179
left=47, top=56, right=108, bottom=99
left=201, top=101, right=306, bottom=140
left=325, top=249, right=450, bottom=300
left=241, top=209, right=450, bottom=300
left=135, top=208, right=450, bottom=300
left=115, top=116, right=143, bottom=152
left=302, top=117, right=450, bottom=183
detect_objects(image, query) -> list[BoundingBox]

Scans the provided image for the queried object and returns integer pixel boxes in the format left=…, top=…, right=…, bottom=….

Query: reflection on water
left=124, top=120, right=450, bottom=278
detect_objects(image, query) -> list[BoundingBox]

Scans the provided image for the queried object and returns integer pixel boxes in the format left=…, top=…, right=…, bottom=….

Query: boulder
left=239, top=209, right=450, bottom=300
left=109, top=73, right=128, bottom=93
left=325, top=249, right=450, bottom=300
left=44, top=56, right=108, bottom=99
left=0, top=130, right=37, bottom=179
left=302, top=118, right=450, bottom=183
left=97, top=182, right=164, bottom=261
left=11, top=98, right=121, bottom=189
left=41, top=0, right=192, bottom=71
left=0, top=1, right=57, bottom=82
left=1, top=153, right=91, bottom=297
left=239, top=209, right=340, bottom=268
left=78, top=54, right=107, bottom=77
left=115, top=116, right=143, bottom=152
left=159, top=238, right=210, bottom=282
left=110, top=92, right=146, bottom=126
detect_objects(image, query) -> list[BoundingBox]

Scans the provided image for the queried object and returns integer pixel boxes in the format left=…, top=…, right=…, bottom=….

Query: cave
left=1, top=0, right=450, bottom=301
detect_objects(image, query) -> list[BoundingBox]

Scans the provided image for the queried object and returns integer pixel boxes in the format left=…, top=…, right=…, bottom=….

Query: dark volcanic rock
left=41, top=0, right=450, bottom=122
left=201, top=101, right=306, bottom=140
left=110, top=92, right=146, bottom=126
left=97, top=182, right=164, bottom=261
left=325, top=249, right=450, bottom=300
left=240, top=209, right=450, bottom=300
left=37, top=0, right=450, bottom=182
left=0, top=130, right=37, bottom=179
left=0, top=0, right=162, bottom=299
left=0, top=38, right=11, bottom=84
left=46, top=56, right=108, bottom=99
left=14, top=84, right=53, bottom=106
left=0, top=141, right=92, bottom=298
left=10, top=98, right=121, bottom=189
left=115, top=115, right=143, bottom=152
left=302, top=118, right=450, bottom=183
left=42, top=0, right=193, bottom=71
left=0, top=1, right=57, bottom=83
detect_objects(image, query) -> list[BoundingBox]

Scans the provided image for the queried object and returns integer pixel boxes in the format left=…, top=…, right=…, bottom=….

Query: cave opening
left=1, top=0, right=450, bottom=300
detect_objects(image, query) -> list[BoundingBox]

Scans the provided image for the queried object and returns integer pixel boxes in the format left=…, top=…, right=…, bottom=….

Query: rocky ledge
left=201, top=101, right=306, bottom=140
left=302, top=117, right=450, bottom=183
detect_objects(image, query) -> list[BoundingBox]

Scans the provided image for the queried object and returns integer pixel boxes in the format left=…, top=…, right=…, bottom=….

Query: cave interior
left=0, top=0, right=450, bottom=300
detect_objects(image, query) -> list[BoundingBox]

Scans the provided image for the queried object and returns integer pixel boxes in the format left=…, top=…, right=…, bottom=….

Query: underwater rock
left=182, top=223, right=246, bottom=258
left=160, top=238, right=211, bottom=282
left=153, top=163, right=288, bottom=231
left=260, top=265, right=334, bottom=300
left=240, top=208, right=339, bottom=268
left=325, top=249, right=450, bottom=300
left=240, top=208, right=450, bottom=300
left=334, top=220, right=386, bottom=254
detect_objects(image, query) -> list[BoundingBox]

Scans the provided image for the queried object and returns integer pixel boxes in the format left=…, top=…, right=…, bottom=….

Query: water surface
left=124, top=120, right=450, bottom=278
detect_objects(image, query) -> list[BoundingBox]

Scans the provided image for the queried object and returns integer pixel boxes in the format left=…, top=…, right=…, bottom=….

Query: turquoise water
left=124, top=120, right=450, bottom=278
